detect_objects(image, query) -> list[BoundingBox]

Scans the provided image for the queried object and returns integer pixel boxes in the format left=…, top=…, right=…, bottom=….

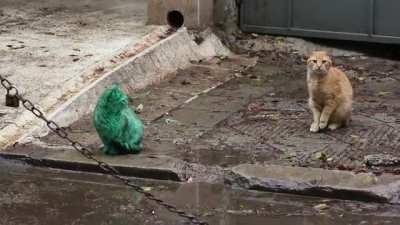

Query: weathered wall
left=213, top=0, right=240, bottom=32
left=148, top=0, right=214, bottom=28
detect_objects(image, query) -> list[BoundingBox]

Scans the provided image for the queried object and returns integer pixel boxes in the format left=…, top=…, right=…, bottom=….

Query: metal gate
left=240, top=0, right=400, bottom=44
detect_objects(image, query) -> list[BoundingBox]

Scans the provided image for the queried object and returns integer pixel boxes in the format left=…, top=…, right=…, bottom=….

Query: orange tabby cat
left=306, top=51, right=353, bottom=133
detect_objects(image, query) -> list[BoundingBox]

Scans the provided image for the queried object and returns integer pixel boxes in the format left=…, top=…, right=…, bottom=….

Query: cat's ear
left=305, top=51, right=317, bottom=62
left=325, top=55, right=333, bottom=66
left=305, top=52, right=313, bottom=63
left=111, top=83, right=120, bottom=90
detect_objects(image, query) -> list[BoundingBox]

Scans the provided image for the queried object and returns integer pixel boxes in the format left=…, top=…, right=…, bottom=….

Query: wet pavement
left=2, top=158, right=400, bottom=225
left=183, top=52, right=400, bottom=173
left=4, top=44, right=400, bottom=203
left=30, top=50, right=400, bottom=173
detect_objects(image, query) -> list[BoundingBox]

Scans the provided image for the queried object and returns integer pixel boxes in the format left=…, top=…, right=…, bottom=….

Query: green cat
left=93, top=84, right=144, bottom=155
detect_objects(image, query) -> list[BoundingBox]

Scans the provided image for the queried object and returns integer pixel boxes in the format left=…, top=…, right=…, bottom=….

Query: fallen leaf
left=227, top=209, right=254, bottom=215
left=136, top=104, right=144, bottom=113
left=314, top=203, right=329, bottom=211
left=350, top=135, right=362, bottom=144
left=233, top=73, right=242, bottom=78
left=378, top=91, right=392, bottom=97
left=362, top=175, right=378, bottom=185
left=284, top=152, right=297, bottom=159
left=251, top=33, right=259, bottom=38
left=165, top=118, right=182, bottom=125
left=142, top=187, right=153, bottom=192
left=357, top=76, right=366, bottom=81
left=275, top=36, right=286, bottom=43
left=216, top=55, right=227, bottom=60
left=314, top=152, right=328, bottom=162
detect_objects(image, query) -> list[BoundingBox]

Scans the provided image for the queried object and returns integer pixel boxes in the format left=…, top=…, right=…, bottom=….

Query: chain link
left=0, top=74, right=209, bottom=225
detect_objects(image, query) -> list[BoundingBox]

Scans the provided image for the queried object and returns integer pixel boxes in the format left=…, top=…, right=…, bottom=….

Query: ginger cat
left=306, top=51, right=353, bottom=133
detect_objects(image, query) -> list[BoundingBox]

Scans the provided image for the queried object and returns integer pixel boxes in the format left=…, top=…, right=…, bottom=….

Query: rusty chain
left=0, top=74, right=209, bottom=225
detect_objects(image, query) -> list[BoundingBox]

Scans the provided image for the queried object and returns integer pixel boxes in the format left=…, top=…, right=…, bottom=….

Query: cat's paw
left=328, top=123, right=340, bottom=131
left=319, top=120, right=328, bottom=130
left=310, top=123, right=319, bottom=133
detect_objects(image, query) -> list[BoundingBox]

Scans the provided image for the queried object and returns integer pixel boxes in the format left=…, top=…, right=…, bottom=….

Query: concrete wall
left=213, top=0, right=240, bottom=32
left=147, top=0, right=214, bottom=28
left=147, top=0, right=240, bottom=31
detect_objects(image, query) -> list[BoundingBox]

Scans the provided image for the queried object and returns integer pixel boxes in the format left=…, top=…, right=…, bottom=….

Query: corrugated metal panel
left=240, top=0, right=400, bottom=44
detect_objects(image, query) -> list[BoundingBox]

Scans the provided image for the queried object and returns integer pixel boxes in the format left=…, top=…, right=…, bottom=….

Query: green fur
left=93, top=84, right=144, bottom=155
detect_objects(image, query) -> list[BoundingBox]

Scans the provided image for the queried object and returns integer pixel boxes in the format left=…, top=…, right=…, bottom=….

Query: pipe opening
left=167, top=10, right=184, bottom=29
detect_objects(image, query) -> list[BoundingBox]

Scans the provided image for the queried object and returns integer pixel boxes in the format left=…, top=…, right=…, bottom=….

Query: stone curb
left=2, top=150, right=400, bottom=204
left=0, top=151, right=184, bottom=182
left=224, top=164, right=400, bottom=204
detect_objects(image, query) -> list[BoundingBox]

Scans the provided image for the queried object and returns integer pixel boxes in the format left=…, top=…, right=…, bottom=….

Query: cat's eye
left=312, top=60, right=317, bottom=63
left=322, top=60, right=327, bottom=63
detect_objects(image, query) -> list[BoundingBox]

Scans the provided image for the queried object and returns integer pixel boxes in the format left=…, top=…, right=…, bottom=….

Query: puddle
left=1, top=165, right=400, bottom=225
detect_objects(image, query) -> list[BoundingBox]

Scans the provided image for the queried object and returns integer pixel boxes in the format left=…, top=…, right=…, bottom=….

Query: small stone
left=251, top=33, right=259, bottom=38
left=181, top=79, right=191, bottom=85
left=364, top=154, right=400, bottom=167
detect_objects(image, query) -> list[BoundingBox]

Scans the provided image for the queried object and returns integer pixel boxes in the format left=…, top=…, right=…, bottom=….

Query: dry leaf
left=378, top=91, right=392, bottom=97
left=142, top=187, right=153, bottom=192
left=314, top=152, right=328, bottom=162
left=314, top=203, right=329, bottom=211
left=136, top=103, right=144, bottom=113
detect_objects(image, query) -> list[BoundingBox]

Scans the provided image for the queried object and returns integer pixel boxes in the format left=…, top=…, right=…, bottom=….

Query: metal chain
left=0, top=74, right=209, bottom=225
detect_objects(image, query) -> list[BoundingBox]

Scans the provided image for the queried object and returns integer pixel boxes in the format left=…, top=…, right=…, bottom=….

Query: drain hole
left=167, top=10, right=184, bottom=29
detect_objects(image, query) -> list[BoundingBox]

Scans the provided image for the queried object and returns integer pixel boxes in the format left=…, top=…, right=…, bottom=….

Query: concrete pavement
left=2, top=159, right=400, bottom=225
left=5, top=50, right=400, bottom=203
